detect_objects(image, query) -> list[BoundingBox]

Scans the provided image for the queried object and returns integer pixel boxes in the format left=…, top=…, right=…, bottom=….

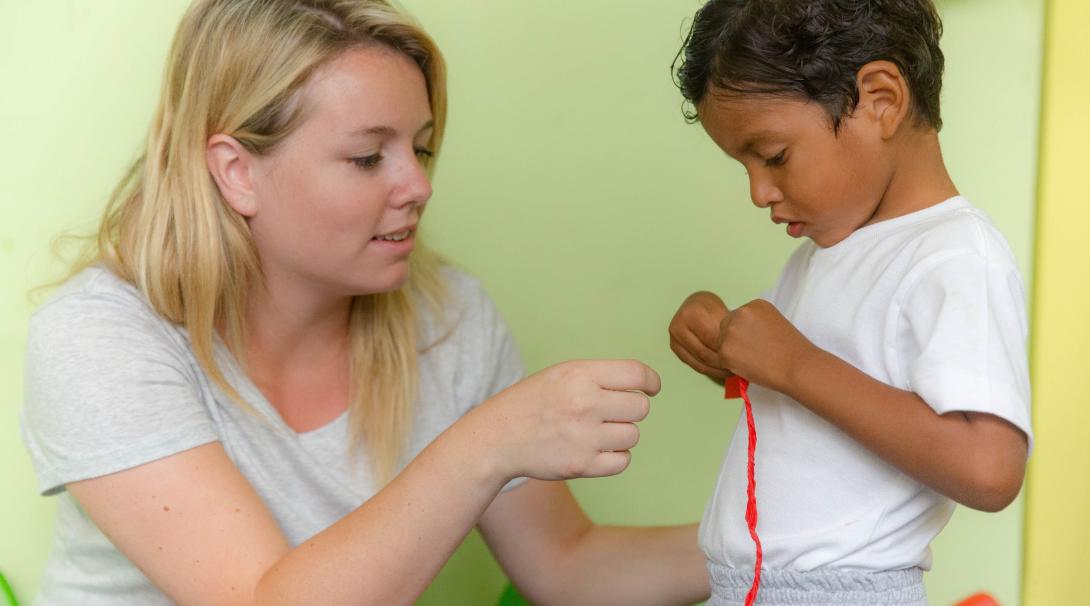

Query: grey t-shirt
left=20, top=265, right=526, bottom=605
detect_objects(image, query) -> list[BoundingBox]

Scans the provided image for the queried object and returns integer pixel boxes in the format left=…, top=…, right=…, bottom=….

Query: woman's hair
left=81, top=0, right=448, bottom=483
left=672, top=0, right=945, bottom=131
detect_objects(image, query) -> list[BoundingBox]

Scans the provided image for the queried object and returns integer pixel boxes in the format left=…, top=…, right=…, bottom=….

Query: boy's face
left=697, top=93, right=892, bottom=247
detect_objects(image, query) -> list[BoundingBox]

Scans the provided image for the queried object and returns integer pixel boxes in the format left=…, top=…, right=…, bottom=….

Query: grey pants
left=707, top=562, right=928, bottom=606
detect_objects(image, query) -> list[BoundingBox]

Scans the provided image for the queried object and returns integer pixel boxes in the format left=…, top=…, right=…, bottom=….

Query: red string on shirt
left=725, top=375, right=762, bottom=606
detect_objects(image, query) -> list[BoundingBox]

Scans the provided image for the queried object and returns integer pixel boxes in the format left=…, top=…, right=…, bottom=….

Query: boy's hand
left=717, top=299, right=815, bottom=394
left=668, top=291, right=734, bottom=383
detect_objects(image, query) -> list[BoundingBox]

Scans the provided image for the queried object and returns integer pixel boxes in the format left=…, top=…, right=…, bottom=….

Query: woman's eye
left=414, top=147, right=434, bottom=162
left=351, top=154, right=383, bottom=169
left=765, top=150, right=786, bottom=167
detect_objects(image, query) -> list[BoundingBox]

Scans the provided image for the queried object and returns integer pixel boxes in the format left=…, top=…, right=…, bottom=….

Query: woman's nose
left=390, top=152, right=433, bottom=210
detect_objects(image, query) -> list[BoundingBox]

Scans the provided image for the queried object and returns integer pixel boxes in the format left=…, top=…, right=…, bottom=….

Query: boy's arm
left=719, top=299, right=1028, bottom=512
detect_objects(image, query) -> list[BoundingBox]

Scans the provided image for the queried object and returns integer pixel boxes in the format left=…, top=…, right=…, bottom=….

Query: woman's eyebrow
left=348, top=125, right=396, bottom=138
left=347, top=119, right=435, bottom=138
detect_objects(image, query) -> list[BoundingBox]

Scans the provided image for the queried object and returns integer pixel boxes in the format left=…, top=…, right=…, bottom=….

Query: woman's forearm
left=539, top=524, right=709, bottom=606
left=255, top=414, right=507, bottom=606
left=257, top=358, right=663, bottom=605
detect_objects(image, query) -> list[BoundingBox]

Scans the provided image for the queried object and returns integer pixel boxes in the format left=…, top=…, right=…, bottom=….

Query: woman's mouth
left=370, top=227, right=416, bottom=255
left=373, top=230, right=412, bottom=242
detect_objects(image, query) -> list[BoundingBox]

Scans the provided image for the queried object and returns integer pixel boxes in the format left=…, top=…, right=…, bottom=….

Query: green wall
left=0, top=1, right=1042, bottom=604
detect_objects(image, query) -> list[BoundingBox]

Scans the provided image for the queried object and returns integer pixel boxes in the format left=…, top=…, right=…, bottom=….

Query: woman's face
left=247, top=46, right=435, bottom=299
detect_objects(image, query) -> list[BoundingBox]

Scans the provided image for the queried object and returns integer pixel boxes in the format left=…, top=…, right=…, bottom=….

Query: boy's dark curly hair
left=672, top=0, right=945, bottom=131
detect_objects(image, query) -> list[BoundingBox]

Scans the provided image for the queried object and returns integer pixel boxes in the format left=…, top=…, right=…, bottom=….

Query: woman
left=20, top=1, right=709, bottom=604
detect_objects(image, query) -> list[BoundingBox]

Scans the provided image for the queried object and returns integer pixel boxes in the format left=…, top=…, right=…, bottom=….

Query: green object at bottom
left=495, top=582, right=530, bottom=606
left=0, top=571, right=18, bottom=606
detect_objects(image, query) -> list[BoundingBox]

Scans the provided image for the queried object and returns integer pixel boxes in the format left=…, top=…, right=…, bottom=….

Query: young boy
left=668, top=1, right=1032, bottom=604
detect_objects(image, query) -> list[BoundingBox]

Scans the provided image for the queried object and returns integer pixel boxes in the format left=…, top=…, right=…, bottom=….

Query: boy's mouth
left=772, top=215, right=805, bottom=238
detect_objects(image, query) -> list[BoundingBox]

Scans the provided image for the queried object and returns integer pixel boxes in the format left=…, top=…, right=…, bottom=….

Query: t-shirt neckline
left=815, top=195, right=969, bottom=256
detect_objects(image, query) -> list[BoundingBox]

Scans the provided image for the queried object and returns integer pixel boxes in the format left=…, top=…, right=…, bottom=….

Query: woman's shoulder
left=23, top=267, right=217, bottom=496
left=419, top=265, right=486, bottom=325
left=34, top=265, right=159, bottom=325
left=418, top=267, right=524, bottom=413
left=430, top=264, right=512, bottom=334
left=437, top=264, right=487, bottom=302
left=28, top=265, right=189, bottom=365
left=415, top=264, right=517, bottom=357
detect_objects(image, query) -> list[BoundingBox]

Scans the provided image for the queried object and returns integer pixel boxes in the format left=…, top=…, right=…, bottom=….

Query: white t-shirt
left=21, top=265, right=526, bottom=605
left=699, top=196, right=1033, bottom=573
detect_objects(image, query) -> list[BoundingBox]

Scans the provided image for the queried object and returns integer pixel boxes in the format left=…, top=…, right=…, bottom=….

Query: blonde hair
left=83, top=0, right=448, bottom=483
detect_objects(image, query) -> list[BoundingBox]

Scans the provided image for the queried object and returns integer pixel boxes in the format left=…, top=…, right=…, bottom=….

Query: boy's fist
left=717, top=299, right=813, bottom=394
left=668, top=291, right=734, bottom=383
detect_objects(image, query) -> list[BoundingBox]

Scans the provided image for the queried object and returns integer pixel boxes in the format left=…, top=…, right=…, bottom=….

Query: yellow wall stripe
left=1023, top=0, right=1090, bottom=603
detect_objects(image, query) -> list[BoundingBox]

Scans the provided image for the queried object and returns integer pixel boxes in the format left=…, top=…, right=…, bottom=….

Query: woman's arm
left=69, top=424, right=504, bottom=606
left=479, top=480, right=709, bottom=606
left=69, top=359, right=660, bottom=606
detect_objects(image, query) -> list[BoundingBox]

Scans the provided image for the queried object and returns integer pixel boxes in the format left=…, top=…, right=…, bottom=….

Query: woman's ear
left=856, top=60, right=911, bottom=140
left=206, top=134, right=259, bottom=217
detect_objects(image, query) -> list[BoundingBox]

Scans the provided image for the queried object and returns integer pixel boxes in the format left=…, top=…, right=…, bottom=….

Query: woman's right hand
left=668, top=290, right=733, bottom=383
left=471, top=359, right=661, bottom=482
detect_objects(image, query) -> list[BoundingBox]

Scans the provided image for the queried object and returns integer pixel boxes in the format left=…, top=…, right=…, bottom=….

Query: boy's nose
left=749, top=176, right=783, bottom=208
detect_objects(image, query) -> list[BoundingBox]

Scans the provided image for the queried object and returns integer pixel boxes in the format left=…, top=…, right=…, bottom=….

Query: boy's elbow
left=952, top=418, right=1029, bottom=512
left=962, top=457, right=1026, bottom=512
left=966, top=479, right=1021, bottom=512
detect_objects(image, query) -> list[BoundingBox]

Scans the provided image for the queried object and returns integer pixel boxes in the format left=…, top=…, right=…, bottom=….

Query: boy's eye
left=351, top=153, right=383, bottom=169
left=764, top=150, right=787, bottom=167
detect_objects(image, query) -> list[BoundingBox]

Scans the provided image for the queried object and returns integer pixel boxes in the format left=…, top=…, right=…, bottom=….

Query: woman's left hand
left=717, top=299, right=815, bottom=394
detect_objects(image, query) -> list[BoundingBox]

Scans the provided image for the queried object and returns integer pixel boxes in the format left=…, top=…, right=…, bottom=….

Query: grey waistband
left=707, top=562, right=928, bottom=606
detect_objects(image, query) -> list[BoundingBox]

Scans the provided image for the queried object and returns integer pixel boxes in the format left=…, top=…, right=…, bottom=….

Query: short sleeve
left=439, top=269, right=527, bottom=491
left=471, top=292, right=524, bottom=407
left=897, top=252, right=1033, bottom=447
left=436, top=269, right=525, bottom=413
left=20, top=286, right=219, bottom=495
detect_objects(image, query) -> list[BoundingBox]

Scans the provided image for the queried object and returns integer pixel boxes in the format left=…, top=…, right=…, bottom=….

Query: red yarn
left=725, top=376, right=762, bottom=605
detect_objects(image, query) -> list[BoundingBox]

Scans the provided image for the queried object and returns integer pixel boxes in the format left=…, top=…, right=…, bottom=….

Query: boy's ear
left=206, top=133, right=259, bottom=218
left=855, top=60, right=911, bottom=140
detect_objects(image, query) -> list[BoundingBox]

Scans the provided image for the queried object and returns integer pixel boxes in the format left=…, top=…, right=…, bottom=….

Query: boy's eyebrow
left=737, top=129, right=782, bottom=155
